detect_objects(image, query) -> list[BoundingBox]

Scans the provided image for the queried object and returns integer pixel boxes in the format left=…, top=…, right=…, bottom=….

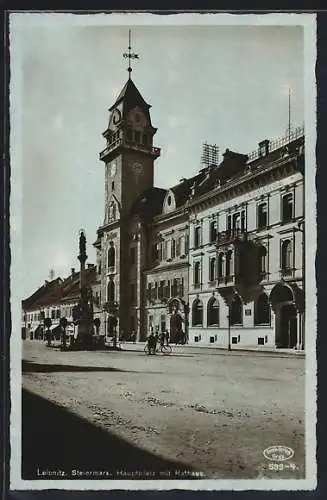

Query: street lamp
left=227, top=304, right=231, bottom=351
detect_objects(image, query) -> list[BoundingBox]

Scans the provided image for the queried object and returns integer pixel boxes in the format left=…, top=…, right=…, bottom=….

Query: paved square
left=22, top=341, right=305, bottom=479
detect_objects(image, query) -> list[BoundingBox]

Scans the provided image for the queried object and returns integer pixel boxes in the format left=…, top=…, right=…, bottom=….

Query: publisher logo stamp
left=263, top=446, right=294, bottom=462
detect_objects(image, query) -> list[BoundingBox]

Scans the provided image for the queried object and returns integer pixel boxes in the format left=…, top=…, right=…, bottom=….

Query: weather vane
left=123, top=29, right=139, bottom=77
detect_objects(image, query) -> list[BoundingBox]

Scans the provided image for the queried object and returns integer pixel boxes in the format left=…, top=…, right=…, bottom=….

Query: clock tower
left=99, top=76, right=160, bottom=222
left=96, top=32, right=161, bottom=339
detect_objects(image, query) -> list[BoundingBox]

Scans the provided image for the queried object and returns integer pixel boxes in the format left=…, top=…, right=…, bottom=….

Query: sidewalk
left=120, top=341, right=305, bottom=358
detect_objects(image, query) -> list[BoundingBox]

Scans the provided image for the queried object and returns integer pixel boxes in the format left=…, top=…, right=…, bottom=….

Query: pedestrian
left=165, top=329, right=170, bottom=346
left=147, top=330, right=157, bottom=355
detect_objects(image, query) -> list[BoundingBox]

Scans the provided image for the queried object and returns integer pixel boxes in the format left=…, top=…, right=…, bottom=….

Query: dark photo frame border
left=1, top=7, right=326, bottom=500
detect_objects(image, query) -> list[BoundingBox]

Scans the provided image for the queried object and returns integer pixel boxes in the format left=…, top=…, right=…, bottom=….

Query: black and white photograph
left=9, top=12, right=316, bottom=491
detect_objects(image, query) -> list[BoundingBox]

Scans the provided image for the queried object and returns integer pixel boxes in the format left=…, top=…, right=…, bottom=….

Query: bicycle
left=144, top=343, right=172, bottom=355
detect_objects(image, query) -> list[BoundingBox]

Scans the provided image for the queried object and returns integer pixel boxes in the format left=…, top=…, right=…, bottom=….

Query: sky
left=10, top=13, right=309, bottom=298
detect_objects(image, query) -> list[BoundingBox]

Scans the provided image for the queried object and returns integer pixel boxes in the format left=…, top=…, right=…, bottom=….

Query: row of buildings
left=22, top=69, right=305, bottom=350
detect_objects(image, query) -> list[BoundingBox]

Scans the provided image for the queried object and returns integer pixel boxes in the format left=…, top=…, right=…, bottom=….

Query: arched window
left=207, top=297, right=219, bottom=326
left=107, top=243, right=115, bottom=268
left=218, top=252, right=224, bottom=278
left=281, top=239, right=292, bottom=273
left=230, top=295, right=242, bottom=325
left=107, top=280, right=115, bottom=303
left=225, top=250, right=233, bottom=278
left=194, top=261, right=201, bottom=286
left=209, top=257, right=216, bottom=282
left=192, top=299, right=203, bottom=326
left=254, top=293, right=270, bottom=325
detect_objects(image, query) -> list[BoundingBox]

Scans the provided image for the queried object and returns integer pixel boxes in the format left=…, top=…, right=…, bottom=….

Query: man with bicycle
left=147, top=327, right=157, bottom=355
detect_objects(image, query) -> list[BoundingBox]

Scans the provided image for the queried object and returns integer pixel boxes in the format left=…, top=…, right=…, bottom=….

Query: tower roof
left=109, top=78, right=151, bottom=112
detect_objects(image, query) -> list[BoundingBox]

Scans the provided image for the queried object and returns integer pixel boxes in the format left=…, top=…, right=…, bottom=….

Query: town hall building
left=22, top=41, right=305, bottom=351
left=93, top=57, right=305, bottom=350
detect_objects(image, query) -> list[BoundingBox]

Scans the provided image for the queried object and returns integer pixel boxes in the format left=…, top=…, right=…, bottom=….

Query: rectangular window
left=194, top=261, right=201, bottom=286
left=282, top=193, right=293, bottom=222
left=171, top=239, right=176, bottom=258
left=227, top=214, right=232, bottom=232
left=209, top=257, right=216, bottom=282
left=257, top=202, right=268, bottom=229
left=209, top=220, right=217, bottom=242
left=162, top=241, right=167, bottom=260
left=158, top=280, right=165, bottom=299
left=185, top=234, right=189, bottom=254
left=232, top=212, right=240, bottom=230
left=194, top=226, right=201, bottom=248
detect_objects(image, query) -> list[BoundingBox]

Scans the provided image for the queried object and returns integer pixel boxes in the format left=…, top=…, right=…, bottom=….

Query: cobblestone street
left=22, top=341, right=306, bottom=480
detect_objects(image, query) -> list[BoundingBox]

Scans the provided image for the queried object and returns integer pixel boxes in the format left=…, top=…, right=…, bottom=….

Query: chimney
left=87, top=263, right=93, bottom=269
left=258, top=139, right=270, bottom=157
left=71, top=268, right=75, bottom=277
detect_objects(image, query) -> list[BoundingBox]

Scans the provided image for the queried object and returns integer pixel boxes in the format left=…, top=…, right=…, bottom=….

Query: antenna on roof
left=201, top=142, right=219, bottom=168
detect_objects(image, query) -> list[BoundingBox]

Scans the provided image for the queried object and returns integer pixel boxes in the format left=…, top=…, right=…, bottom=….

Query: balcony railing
left=216, top=229, right=247, bottom=246
left=99, top=138, right=161, bottom=161
left=216, top=275, right=235, bottom=287
left=247, top=125, right=304, bottom=163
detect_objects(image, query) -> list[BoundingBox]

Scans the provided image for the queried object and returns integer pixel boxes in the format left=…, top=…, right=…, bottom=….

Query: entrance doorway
left=280, top=304, right=297, bottom=348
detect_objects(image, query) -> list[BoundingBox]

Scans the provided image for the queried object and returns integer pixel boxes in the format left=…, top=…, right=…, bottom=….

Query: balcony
left=216, top=275, right=235, bottom=288
left=99, top=138, right=161, bottom=161
left=216, top=229, right=247, bottom=247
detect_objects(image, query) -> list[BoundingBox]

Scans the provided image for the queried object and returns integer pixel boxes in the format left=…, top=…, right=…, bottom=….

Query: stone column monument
left=76, top=230, right=93, bottom=348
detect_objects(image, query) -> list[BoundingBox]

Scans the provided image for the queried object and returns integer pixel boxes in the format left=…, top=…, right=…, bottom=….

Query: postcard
left=9, top=11, right=317, bottom=491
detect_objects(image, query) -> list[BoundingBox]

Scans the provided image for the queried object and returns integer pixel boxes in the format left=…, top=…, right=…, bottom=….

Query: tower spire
left=123, top=29, right=140, bottom=78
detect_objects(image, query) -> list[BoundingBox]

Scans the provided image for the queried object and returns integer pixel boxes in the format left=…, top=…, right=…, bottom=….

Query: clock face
left=109, top=161, right=117, bottom=177
left=132, top=161, right=144, bottom=176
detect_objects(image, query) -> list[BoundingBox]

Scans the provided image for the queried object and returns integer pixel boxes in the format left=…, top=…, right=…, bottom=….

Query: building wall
left=188, top=168, right=304, bottom=348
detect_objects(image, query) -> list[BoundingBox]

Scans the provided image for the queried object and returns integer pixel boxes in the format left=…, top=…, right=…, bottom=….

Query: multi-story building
left=94, top=68, right=305, bottom=349
left=187, top=138, right=304, bottom=349
left=22, top=265, right=101, bottom=340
